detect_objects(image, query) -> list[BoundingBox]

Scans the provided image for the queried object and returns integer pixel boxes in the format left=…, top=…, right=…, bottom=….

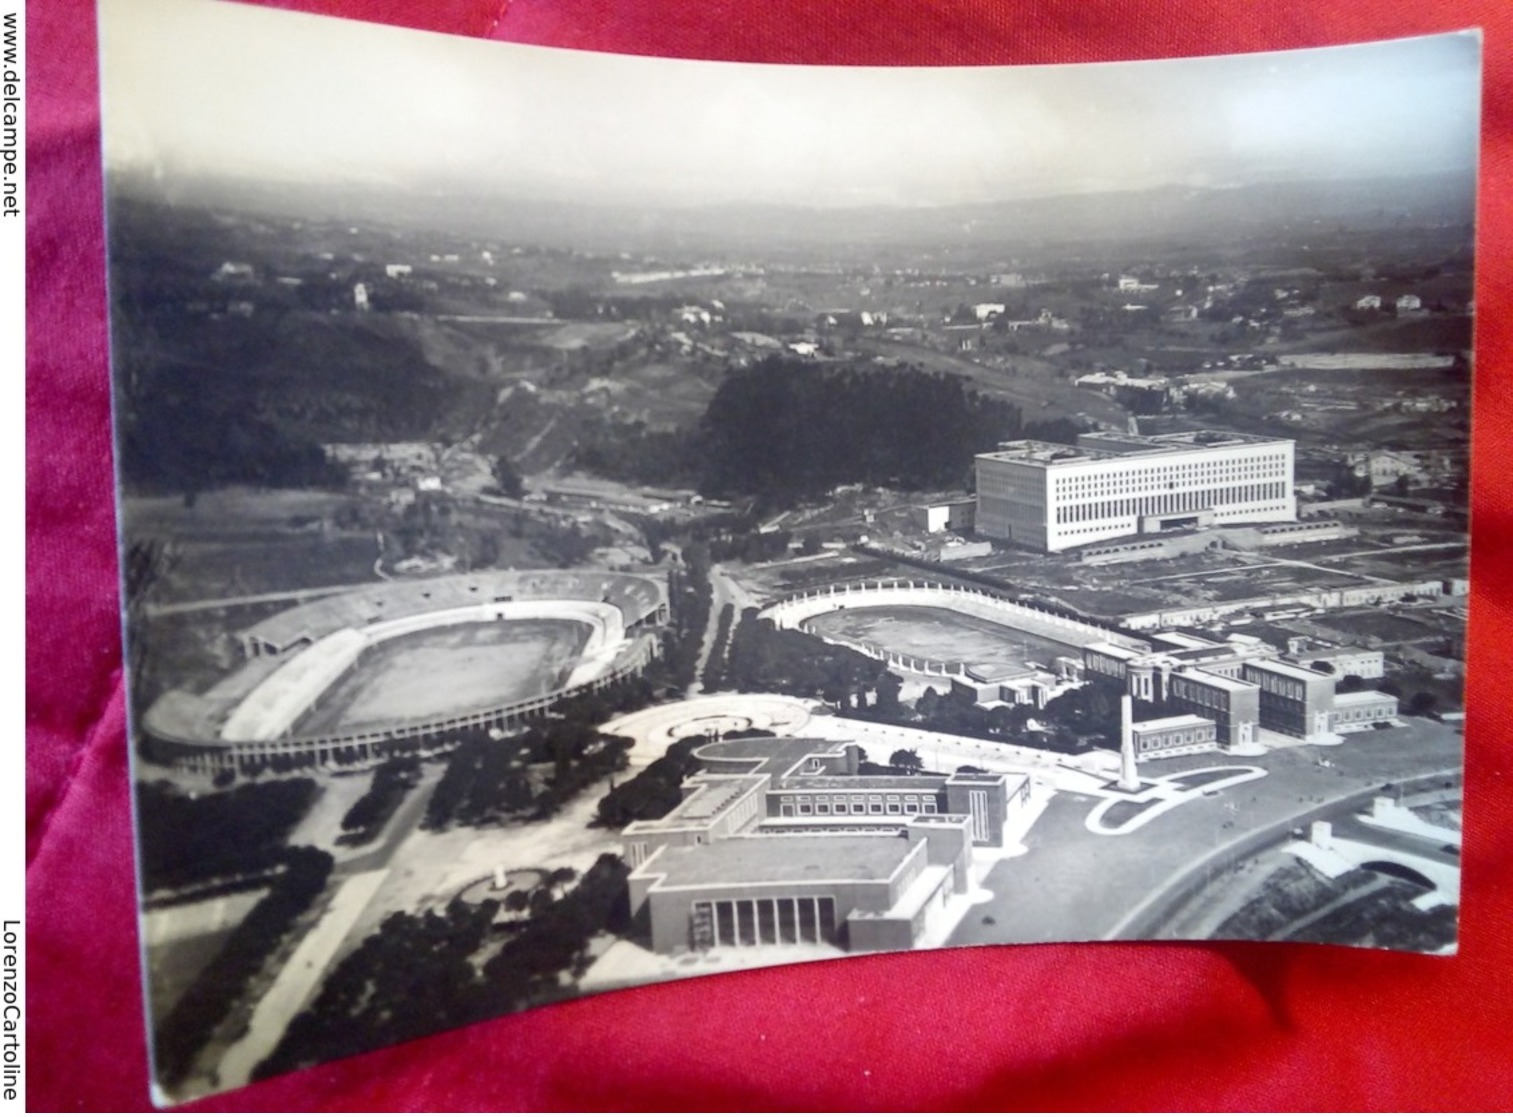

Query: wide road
left=212, top=870, right=388, bottom=1091
left=688, top=563, right=745, bottom=697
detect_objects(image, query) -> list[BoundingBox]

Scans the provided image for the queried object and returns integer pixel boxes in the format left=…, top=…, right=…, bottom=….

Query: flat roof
left=1080, top=430, right=1291, bottom=452
left=977, top=440, right=1115, bottom=466
left=1244, top=658, right=1334, bottom=682
left=1133, top=714, right=1215, bottom=732
left=1174, top=666, right=1257, bottom=693
left=636, top=833, right=918, bottom=890
left=1149, top=631, right=1224, bottom=651
left=964, top=661, right=1040, bottom=682
left=660, top=776, right=766, bottom=823
left=782, top=774, right=946, bottom=791
left=1085, top=641, right=1145, bottom=661
left=978, top=431, right=1292, bottom=471
left=692, top=737, right=852, bottom=779
left=1332, top=689, right=1397, bottom=707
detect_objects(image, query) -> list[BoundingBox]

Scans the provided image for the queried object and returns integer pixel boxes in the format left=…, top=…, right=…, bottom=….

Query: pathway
left=213, top=870, right=389, bottom=1090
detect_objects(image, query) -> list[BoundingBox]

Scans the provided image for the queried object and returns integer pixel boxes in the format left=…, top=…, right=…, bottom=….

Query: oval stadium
left=142, top=570, right=668, bottom=773
left=760, top=577, right=1147, bottom=701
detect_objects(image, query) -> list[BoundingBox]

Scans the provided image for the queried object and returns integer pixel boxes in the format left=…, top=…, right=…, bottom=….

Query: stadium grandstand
left=142, top=570, right=668, bottom=774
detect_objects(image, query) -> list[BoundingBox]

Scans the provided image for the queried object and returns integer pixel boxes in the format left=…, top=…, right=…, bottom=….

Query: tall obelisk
left=1118, top=693, right=1140, bottom=792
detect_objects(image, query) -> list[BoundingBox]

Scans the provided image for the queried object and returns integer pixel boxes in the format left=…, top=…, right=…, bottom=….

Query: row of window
left=778, top=794, right=936, bottom=818
left=1246, top=671, right=1308, bottom=700
left=1136, top=728, right=1215, bottom=749
left=1052, top=453, right=1288, bottom=496
left=1334, top=704, right=1396, bottom=722
left=1054, top=483, right=1287, bottom=525
left=690, top=896, right=838, bottom=949
left=1170, top=677, right=1237, bottom=709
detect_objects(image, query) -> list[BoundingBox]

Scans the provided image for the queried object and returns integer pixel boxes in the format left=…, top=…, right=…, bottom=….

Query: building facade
left=1130, top=714, right=1219, bottom=758
left=1083, top=629, right=1399, bottom=748
left=975, top=431, right=1296, bottom=553
left=1241, top=659, right=1337, bottom=740
left=1328, top=690, right=1400, bottom=730
left=623, top=738, right=1030, bottom=955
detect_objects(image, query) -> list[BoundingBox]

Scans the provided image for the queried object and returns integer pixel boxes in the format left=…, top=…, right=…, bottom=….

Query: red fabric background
left=24, top=0, right=1513, bottom=1110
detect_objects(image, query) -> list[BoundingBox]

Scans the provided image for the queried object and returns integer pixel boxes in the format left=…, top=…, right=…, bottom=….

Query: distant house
left=213, top=261, right=255, bottom=283
left=914, top=498, right=977, bottom=535
left=1352, top=449, right=1431, bottom=489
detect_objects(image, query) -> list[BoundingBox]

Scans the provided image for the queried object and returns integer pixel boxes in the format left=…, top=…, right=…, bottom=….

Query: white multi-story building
left=975, top=430, right=1296, bottom=553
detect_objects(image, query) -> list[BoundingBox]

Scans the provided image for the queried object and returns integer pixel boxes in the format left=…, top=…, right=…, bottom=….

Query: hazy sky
left=99, top=0, right=1482, bottom=208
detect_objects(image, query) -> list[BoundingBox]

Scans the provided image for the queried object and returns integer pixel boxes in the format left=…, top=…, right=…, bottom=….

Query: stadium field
left=805, top=606, right=1079, bottom=671
left=293, top=619, right=591, bottom=734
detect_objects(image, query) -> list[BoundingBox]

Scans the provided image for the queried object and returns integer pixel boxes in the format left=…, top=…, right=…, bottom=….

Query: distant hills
left=113, top=168, right=1477, bottom=265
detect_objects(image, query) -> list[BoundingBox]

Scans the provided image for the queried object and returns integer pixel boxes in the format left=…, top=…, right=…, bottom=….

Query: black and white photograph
left=100, top=0, right=1478, bottom=1102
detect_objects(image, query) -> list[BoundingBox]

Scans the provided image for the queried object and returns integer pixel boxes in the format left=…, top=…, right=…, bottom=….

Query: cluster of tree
left=858, top=685, right=1036, bottom=746
left=477, top=853, right=632, bottom=1004
left=1033, top=679, right=1127, bottom=750
left=337, top=758, right=422, bottom=847
left=1309, top=663, right=1369, bottom=693
left=571, top=357, right=1034, bottom=504
left=887, top=749, right=924, bottom=773
left=255, top=854, right=631, bottom=1083
left=838, top=681, right=1112, bottom=756
left=662, top=544, right=714, bottom=692
left=255, top=895, right=502, bottom=1080
left=156, top=845, right=333, bottom=1087
left=592, top=738, right=704, bottom=829
left=110, top=294, right=488, bottom=495
left=135, top=779, right=319, bottom=892
left=721, top=609, right=892, bottom=703
left=422, top=722, right=633, bottom=832
left=699, top=604, right=736, bottom=692
left=119, top=397, right=349, bottom=496
left=487, top=455, right=526, bottom=500
left=571, top=419, right=701, bottom=489
left=1315, top=460, right=1373, bottom=500
left=493, top=868, right=580, bottom=922
left=698, top=358, right=1027, bottom=503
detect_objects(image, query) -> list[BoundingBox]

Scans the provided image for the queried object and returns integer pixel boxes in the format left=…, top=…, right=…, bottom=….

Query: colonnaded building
left=974, top=430, right=1296, bottom=552
left=623, top=737, right=1032, bottom=955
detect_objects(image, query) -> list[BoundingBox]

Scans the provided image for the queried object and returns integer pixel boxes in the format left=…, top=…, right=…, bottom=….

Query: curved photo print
left=99, top=0, right=1479, bottom=1103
